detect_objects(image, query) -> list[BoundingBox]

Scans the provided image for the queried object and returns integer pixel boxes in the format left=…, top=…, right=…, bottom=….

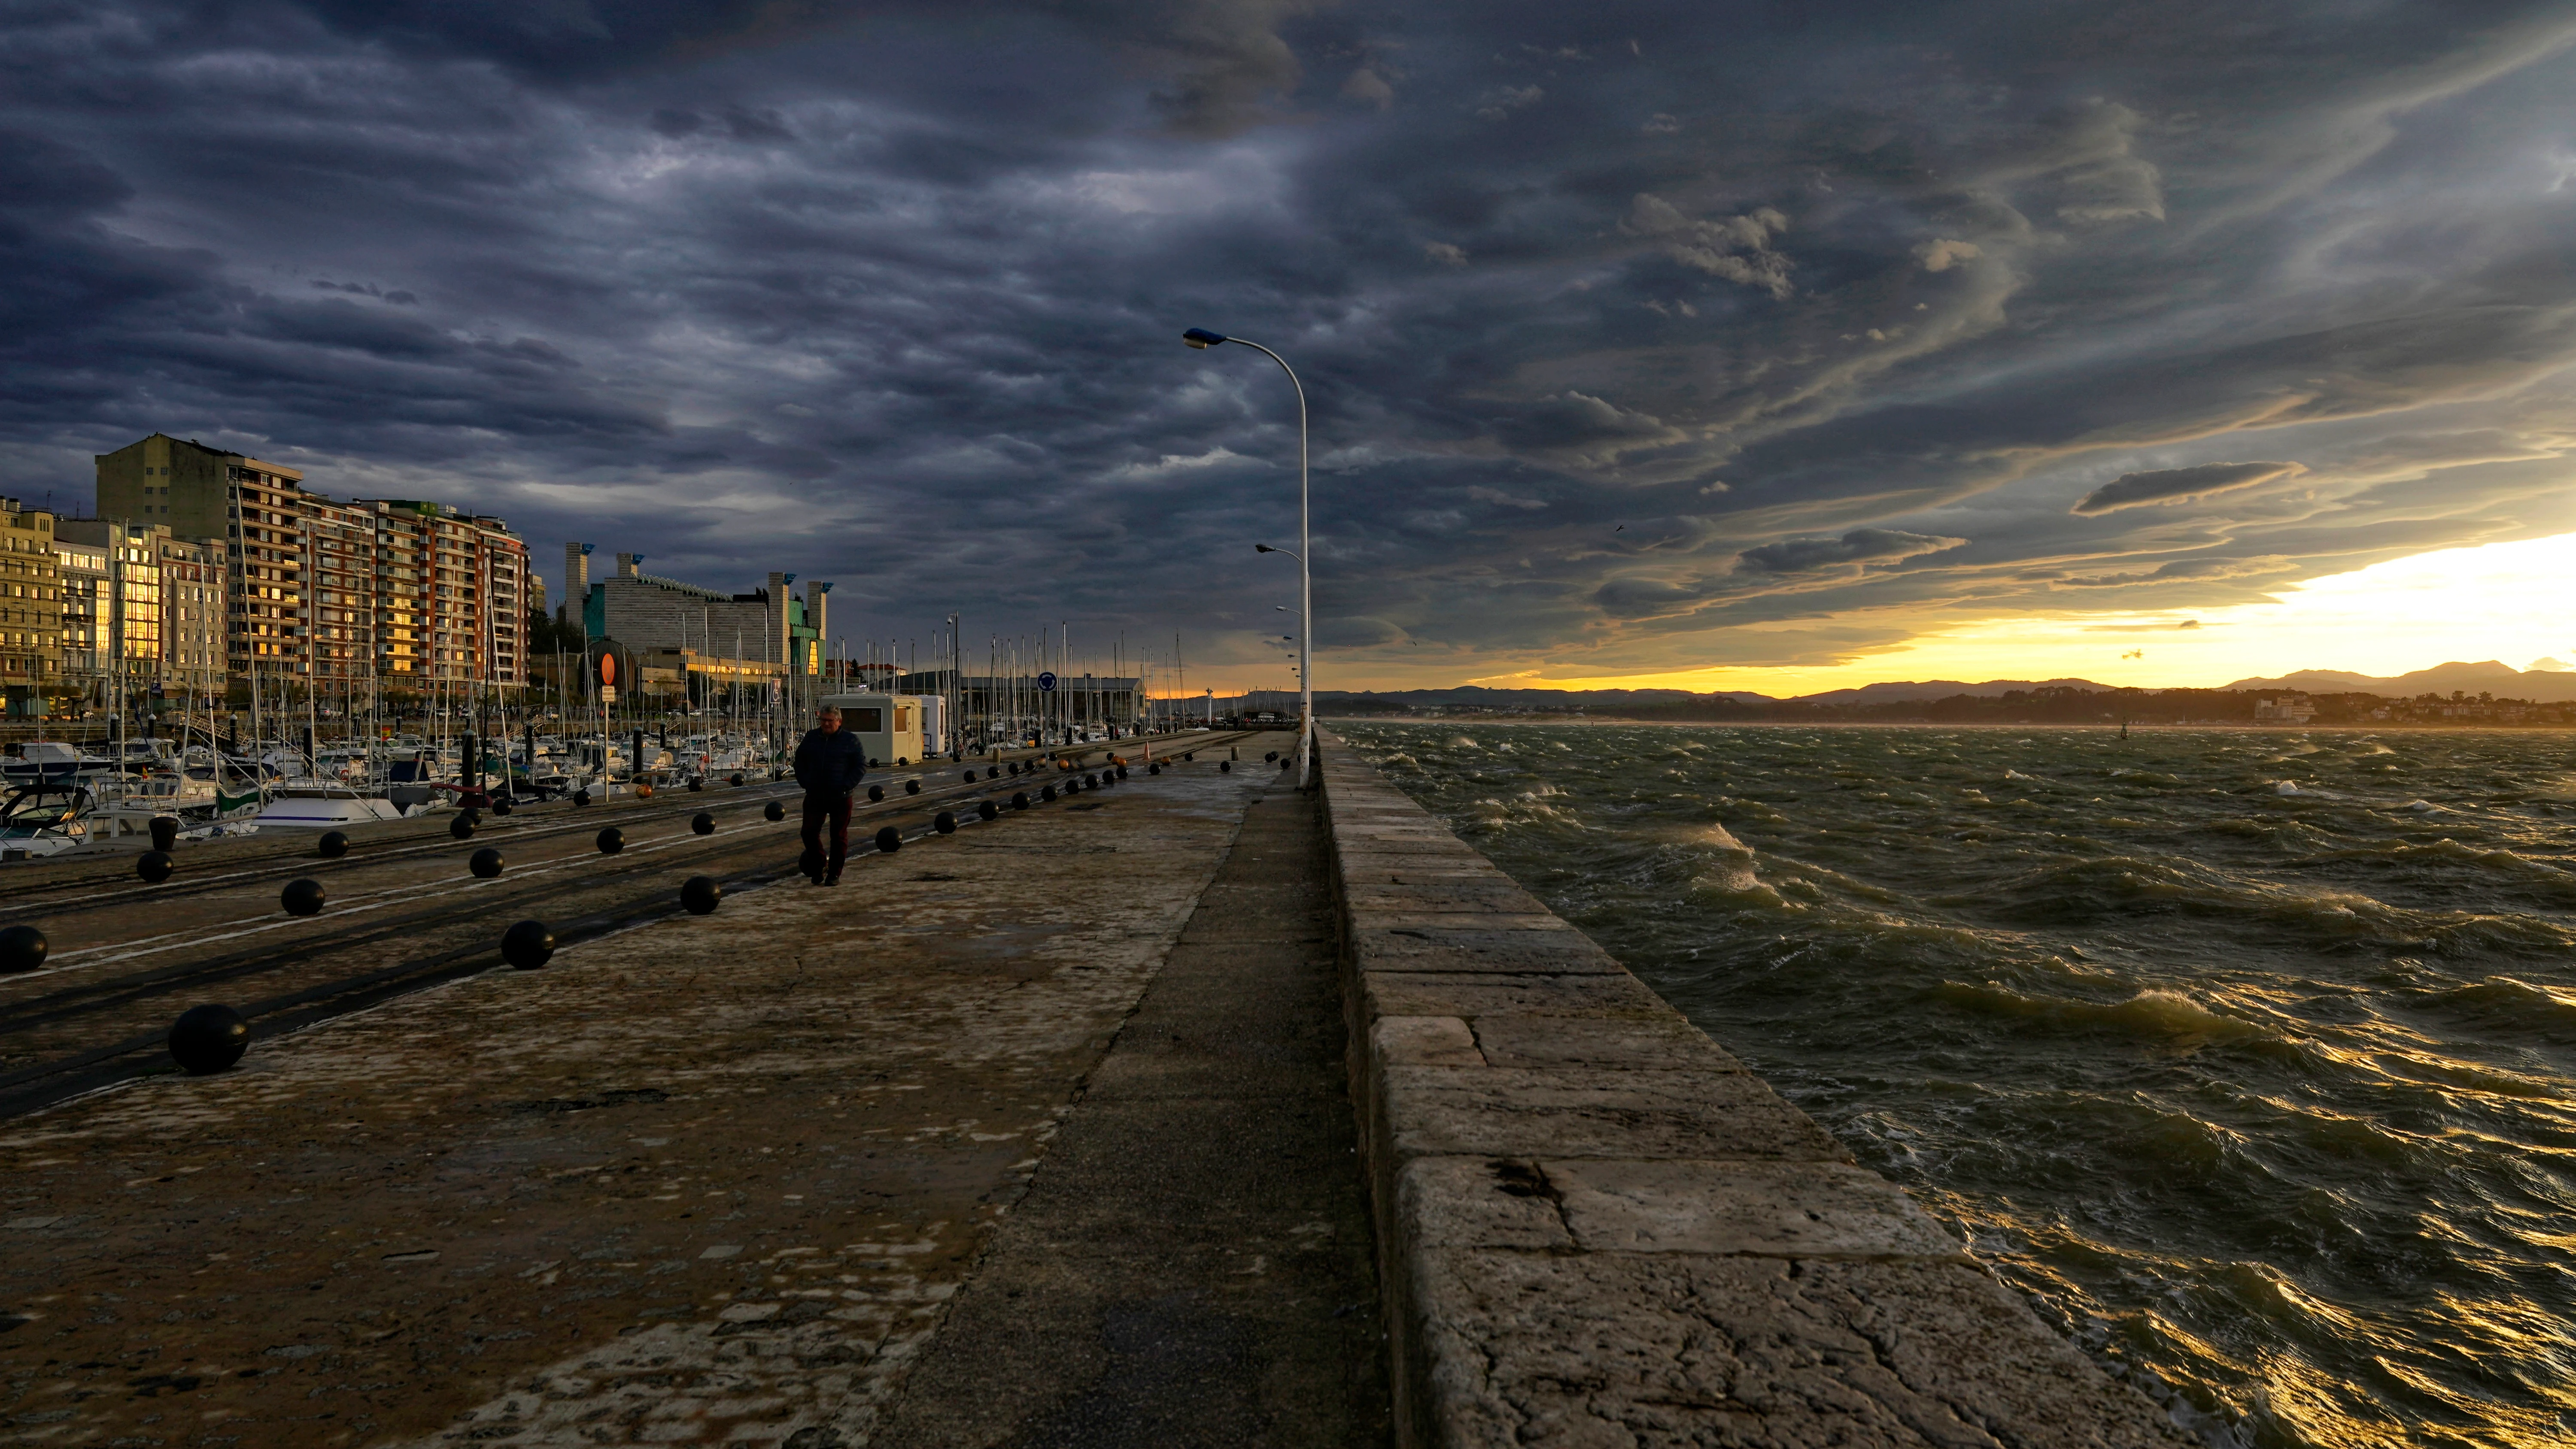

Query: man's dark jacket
left=793, top=727, right=867, bottom=797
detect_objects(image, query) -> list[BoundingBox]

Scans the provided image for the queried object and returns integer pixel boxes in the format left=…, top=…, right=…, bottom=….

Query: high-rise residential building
left=361, top=500, right=530, bottom=687
left=52, top=520, right=226, bottom=709
left=0, top=501, right=63, bottom=715
left=93, top=433, right=529, bottom=693
left=55, top=531, right=108, bottom=697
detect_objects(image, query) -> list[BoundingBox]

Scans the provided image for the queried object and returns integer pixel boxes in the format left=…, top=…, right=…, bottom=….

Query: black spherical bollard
left=764, top=799, right=786, bottom=822
left=868, top=784, right=885, bottom=802
left=1009, top=762, right=1022, bottom=776
left=905, top=780, right=920, bottom=795
left=680, top=875, right=722, bottom=914
left=1084, top=773, right=1100, bottom=787
left=729, top=772, right=744, bottom=787
left=1220, top=760, right=1232, bottom=772
left=137, top=850, right=174, bottom=884
left=470, top=847, right=505, bottom=879
left=1266, top=750, right=1279, bottom=762
left=1012, top=791, right=1030, bottom=810
left=501, top=919, right=554, bottom=970
left=318, top=830, right=349, bottom=859
left=689, top=776, right=703, bottom=792
left=934, top=811, right=956, bottom=835
left=492, top=794, right=514, bottom=816
left=1148, top=762, right=1160, bottom=775
left=0, top=924, right=48, bottom=974
left=875, top=826, right=902, bottom=854
left=1041, top=784, right=1057, bottom=802
left=963, top=769, right=978, bottom=782
left=450, top=814, right=476, bottom=840
left=149, top=815, right=180, bottom=853
left=692, top=811, right=716, bottom=836
left=168, top=1004, right=249, bottom=1075
left=1116, top=765, right=1128, bottom=779
left=574, top=788, right=592, bottom=807
left=978, top=800, right=999, bottom=821
left=281, top=878, right=326, bottom=916
left=597, top=826, right=626, bottom=854
left=1063, top=778, right=1079, bottom=795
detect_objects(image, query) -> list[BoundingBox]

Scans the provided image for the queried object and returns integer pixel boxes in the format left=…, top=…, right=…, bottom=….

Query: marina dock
left=1, top=729, right=2178, bottom=1446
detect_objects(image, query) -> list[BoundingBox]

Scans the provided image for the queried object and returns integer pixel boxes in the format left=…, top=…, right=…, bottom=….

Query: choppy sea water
left=1337, top=722, right=2576, bottom=1449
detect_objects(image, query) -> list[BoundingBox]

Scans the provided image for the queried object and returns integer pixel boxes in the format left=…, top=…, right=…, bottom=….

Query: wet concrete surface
left=875, top=787, right=1388, bottom=1449
left=0, top=732, right=1315, bottom=1448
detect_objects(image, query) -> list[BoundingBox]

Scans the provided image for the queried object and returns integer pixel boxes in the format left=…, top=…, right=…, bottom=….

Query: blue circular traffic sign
left=1037, top=671, right=1057, bottom=692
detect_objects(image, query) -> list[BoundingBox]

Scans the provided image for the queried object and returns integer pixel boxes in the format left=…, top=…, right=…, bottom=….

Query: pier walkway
left=2, top=727, right=2184, bottom=1447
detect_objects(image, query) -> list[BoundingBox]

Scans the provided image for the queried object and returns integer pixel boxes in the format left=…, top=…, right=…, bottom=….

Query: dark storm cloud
left=2072, top=462, right=2304, bottom=516
left=3, top=0, right=2575, bottom=684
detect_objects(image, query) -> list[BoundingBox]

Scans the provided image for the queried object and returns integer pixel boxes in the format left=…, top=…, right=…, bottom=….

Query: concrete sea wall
left=1315, top=729, right=2187, bottom=1447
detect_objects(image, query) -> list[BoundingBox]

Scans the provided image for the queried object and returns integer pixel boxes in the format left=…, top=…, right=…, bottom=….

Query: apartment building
left=0, top=501, right=62, bottom=715
left=94, top=433, right=530, bottom=693
left=51, top=520, right=228, bottom=708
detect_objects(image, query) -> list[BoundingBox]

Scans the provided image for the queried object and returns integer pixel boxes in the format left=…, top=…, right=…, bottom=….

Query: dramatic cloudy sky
left=6, top=0, right=2576, bottom=693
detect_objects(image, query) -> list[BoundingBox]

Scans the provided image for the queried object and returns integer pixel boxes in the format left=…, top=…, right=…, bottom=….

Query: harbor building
left=94, top=433, right=532, bottom=694
left=570, top=548, right=823, bottom=696
left=0, top=501, right=62, bottom=716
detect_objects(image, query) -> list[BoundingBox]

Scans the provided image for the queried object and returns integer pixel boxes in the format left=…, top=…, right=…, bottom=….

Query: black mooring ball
left=934, top=811, right=956, bottom=835
left=868, top=784, right=885, bottom=802
left=978, top=800, right=999, bottom=821
left=137, top=850, right=174, bottom=884
left=963, top=769, right=977, bottom=782
left=1063, top=778, right=1080, bottom=795
left=502, top=919, right=554, bottom=969
left=692, top=811, right=715, bottom=836
left=1009, top=762, right=1022, bottom=776
left=905, top=779, right=920, bottom=795
left=469, top=847, right=504, bottom=879
left=875, top=826, right=902, bottom=854
left=1116, top=765, right=1128, bottom=779
left=1266, top=750, right=1279, bottom=762
left=1084, top=773, right=1100, bottom=787
left=168, top=1003, right=249, bottom=1075
left=281, top=878, right=326, bottom=916
left=492, top=795, right=514, bottom=816
left=1220, top=760, right=1232, bottom=772
left=596, top=826, right=625, bottom=854
left=729, top=772, right=744, bottom=787
left=0, top=924, right=48, bottom=974
left=450, top=814, right=476, bottom=840
left=764, top=799, right=785, bottom=821
left=689, top=776, right=703, bottom=792
left=680, top=875, right=722, bottom=914
left=1184, top=752, right=1195, bottom=761
left=1149, top=762, right=1160, bottom=775
left=318, top=829, right=349, bottom=859
left=1041, top=784, right=1057, bottom=802
left=574, top=788, right=592, bottom=807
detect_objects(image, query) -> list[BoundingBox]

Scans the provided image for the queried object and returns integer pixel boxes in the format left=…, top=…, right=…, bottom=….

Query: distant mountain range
left=1304, top=661, right=2576, bottom=711
left=2218, top=660, right=2576, bottom=703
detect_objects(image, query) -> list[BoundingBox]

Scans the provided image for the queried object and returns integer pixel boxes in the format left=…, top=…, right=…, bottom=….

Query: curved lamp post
left=1182, top=327, right=1312, bottom=788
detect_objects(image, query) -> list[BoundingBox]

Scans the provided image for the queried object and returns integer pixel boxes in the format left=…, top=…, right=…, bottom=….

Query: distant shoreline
left=1327, top=715, right=2576, bottom=732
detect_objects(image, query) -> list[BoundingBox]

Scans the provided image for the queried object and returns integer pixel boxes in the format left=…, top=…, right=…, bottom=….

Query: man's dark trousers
left=801, top=792, right=853, bottom=880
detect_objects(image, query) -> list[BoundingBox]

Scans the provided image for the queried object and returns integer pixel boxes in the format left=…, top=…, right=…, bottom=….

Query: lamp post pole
left=1180, top=327, right=1311, bottom=788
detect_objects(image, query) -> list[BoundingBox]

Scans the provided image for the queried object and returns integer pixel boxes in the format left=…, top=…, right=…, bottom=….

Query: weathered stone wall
left=1315, top=729, right=2189, bottom=1448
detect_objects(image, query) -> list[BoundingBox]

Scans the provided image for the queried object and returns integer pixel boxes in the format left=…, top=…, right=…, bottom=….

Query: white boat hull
left=252, top=796, right=407, bottom=828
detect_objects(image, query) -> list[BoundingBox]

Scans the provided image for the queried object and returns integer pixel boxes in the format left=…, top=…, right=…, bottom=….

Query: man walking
left=793, top=705, right=866, bottom=885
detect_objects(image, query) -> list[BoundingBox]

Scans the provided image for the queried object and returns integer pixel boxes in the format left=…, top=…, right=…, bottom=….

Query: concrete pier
left=2, top=729, right=2185, bottom=1447
left=1316, top=729, right=2185, bottom=1447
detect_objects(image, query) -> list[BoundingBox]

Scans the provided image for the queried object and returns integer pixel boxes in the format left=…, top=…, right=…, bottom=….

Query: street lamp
left=1186, top=328, right=1312, bottom=788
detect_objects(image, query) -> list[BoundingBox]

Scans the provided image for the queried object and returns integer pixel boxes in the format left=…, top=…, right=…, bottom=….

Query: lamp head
left=1254, top=544, right=1276, bottom=554
left=1182, top=327, right=1227, bottom=349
